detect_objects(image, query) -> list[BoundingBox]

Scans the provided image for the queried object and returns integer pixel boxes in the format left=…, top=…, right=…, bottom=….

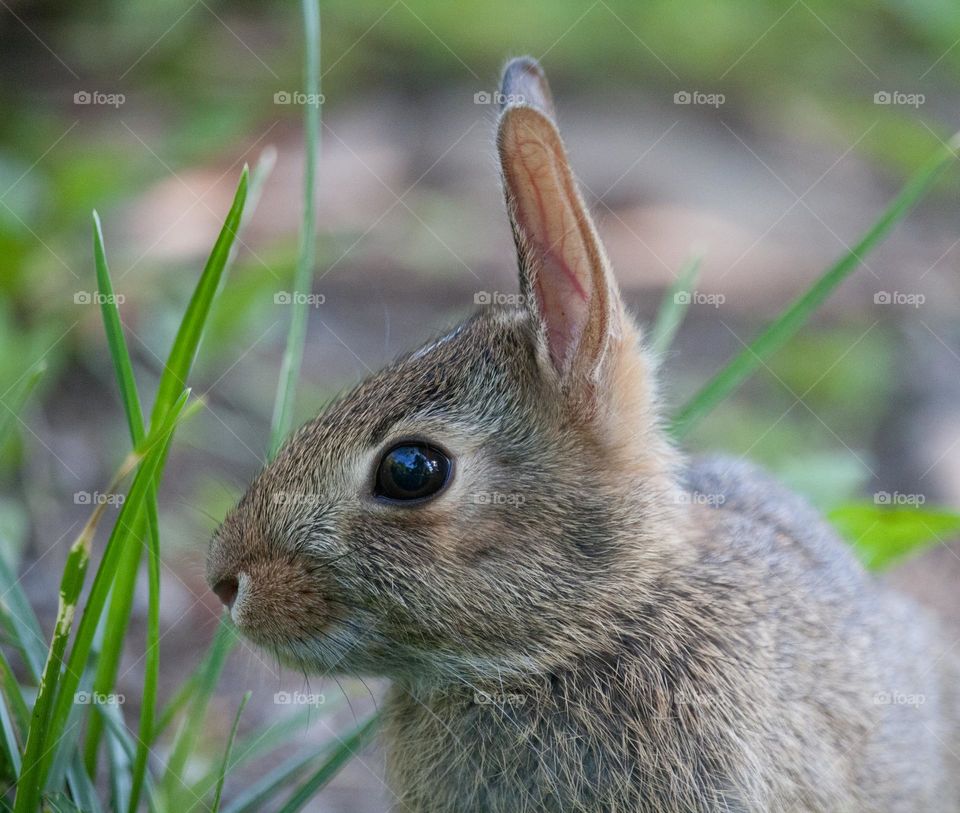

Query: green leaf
left=671, top=133, right=960, bottom=438
left=0, top=652, right=27, bottom=777
left=160, top=614, right=234, bottom=810
left=222, top=750, right=320, bottom=813
left=276, top=715, right=379, bottom=813
left=650, top=253, right=703, bottom=355
left=84, top=167, right=249, bottom=805
left=0, top=551, right=46, bottom=681
left=16, top=392, right=196, bottom=811
left=829, top=503, right=960, bottom=571
left=0, top=363, right=45, bottom=454
left=210, top=692, right=250, bottom=813
left=92, top=211, right=145, bottom=443
left=269, top=0, right=321, bottom=458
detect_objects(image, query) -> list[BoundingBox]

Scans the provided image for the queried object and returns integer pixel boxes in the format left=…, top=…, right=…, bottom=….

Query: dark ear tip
left=500, top=55, right=556, bottom=119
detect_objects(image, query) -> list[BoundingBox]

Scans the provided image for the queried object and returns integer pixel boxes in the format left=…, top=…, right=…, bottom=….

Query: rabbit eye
left=375, top=443, right=451, bottom=502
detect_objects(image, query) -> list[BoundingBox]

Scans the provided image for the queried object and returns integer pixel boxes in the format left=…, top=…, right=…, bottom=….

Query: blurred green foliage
left=1, top=0, right=958, bottom=526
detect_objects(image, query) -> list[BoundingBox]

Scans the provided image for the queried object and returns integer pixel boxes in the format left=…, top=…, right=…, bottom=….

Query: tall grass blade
left=210, top=691, right=250, bottom=812
left=18, top=392, right=196, bottom=809
left=160, top=614, right=233, bottom=810
left=269, top=0, right=321, bottom=458
left=671, top=133, right=960, bottom=438
left=650, top=253, right=703, bottom=355
left=84, top=168, right=249, bottom=799
left=0, top=362, right=45, bottom=455
left=276, top=715, right=378, bottom=813
left=0, top=554, right=45, bottom=682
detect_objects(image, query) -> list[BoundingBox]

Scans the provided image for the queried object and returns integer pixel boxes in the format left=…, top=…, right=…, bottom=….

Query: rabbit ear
left=496, top=58, right=623, bottom=400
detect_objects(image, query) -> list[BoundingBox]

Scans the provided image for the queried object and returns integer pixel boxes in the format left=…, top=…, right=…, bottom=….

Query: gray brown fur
left=207, top=58, right=960, bottom=812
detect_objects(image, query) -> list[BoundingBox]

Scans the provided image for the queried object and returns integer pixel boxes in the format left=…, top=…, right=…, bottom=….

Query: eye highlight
left=374, top=443, right=451, bottom=503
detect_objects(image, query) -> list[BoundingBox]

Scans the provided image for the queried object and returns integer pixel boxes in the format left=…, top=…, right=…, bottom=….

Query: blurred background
left=2, top=0, right=960, bottom=809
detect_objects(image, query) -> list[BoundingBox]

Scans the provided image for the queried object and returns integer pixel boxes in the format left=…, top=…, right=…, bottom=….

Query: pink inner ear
left=510, top=136, right=592, bottom=372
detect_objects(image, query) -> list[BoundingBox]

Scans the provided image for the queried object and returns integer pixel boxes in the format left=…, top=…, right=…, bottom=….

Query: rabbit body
left=207, top=57, right=960, bottom=812
left=383, top=455, right=960, bottom=812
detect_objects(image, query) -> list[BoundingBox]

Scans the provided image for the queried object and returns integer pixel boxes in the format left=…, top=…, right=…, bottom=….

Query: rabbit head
left=207, top=57, right=687, bottom=684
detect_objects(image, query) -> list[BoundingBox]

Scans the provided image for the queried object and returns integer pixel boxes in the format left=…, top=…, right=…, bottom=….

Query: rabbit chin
left=248, top=614, right=546, bottom=684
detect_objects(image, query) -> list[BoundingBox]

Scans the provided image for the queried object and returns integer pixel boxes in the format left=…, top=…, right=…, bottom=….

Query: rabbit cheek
left=230, top=556, right=335, bottom=647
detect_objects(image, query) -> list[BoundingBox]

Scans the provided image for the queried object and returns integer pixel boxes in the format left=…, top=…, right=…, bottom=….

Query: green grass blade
left=670, top=134, right=960, bottom=439
left=650, top=253, right=703, bottom=355
left=0, top=553, right=46, bottom=682
left=64, top=753, right=105, bottom=813
left=84, top=167, right=248, bottom=796
left=160, top=614, right=233, bottom=810
left=96, top=703, right=133, bottom=813
left=14, top=508, right=98, bottom=813
left=19, top=392, right=196, bottom=807
left=0, top=652, right=27, bottom=776
left=222, top=750, right=320, bottom=813
left=0, top=363, right=45, bottom=453
left=151, top=675, right=198, bottom=743
left=95, top=698, right=160, bottom=809
left=210, top=692, right=250, bottom=813
left=275, top=716, right=378, bottom=813
left=269, top=0, right=321, bottom=459
left=151, top=166, right=249, bottom=426
left=92, top=211, right=146, bottom=442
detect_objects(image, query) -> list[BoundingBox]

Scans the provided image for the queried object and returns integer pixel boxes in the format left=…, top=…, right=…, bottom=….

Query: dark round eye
left=375, top=443, right=451, bottom=502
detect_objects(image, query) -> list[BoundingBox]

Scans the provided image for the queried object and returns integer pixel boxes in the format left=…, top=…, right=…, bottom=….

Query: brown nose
left=213, top=576, right=239, bottom=609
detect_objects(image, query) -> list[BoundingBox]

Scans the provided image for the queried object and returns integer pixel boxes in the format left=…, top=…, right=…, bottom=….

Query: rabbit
left=206, top=57, right=960, bottom=812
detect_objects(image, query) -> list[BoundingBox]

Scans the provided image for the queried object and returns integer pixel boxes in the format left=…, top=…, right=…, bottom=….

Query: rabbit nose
left=213, top=575, right=239, bottom=609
